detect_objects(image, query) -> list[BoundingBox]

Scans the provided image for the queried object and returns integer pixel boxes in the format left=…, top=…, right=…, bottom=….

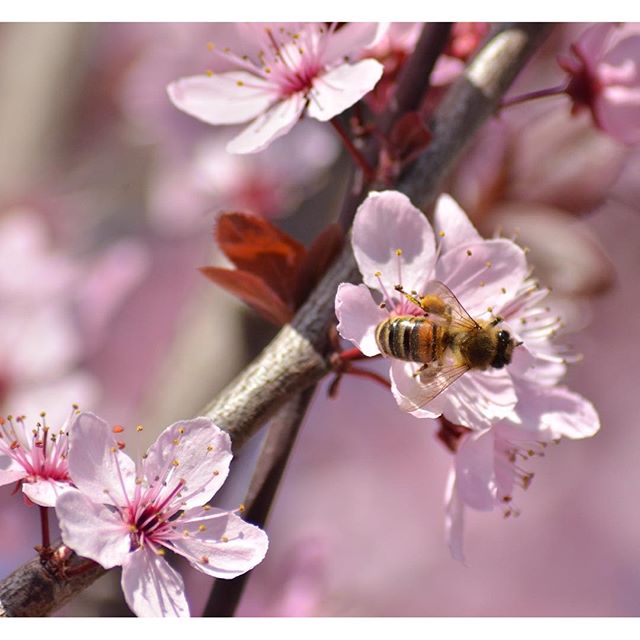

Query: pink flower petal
left=121, top=546, right=189, bottom=617
left=143, top=418, right=232, bottom=510
left=352, top=191, right=436, bottom=296
left=56, top=489, right=130, bottom=569
left=435, top=239, right=528, bottom=318
left=307, top=59, right=384, bottom=122
left=22, top=479, right=70, bottom=508
left=508, top=379, right=600, bottom=440
left=575, top=23, right=615, bottom=67
left=454, top=429, right=495, bottom=511
left=226, top=93, right=306, bottom=154
left=0, top=459, right=26, bottom=487
left=171, top=508, right=269, bottom=579
left=595, top=85, right=640, bottom=145
left=167, top=72, right=277, bottom=125
left=444, top=469, right=466, bottom=563
left=67, top=412, right=136, bottom=506
left=320, top=23, right=387, bottom=63
left=388, top=360, right=443, bottom=419
left=335, top=283, right=386, bottom=356
left=441, top=369, right=517, bottom=429
left=432, top=194, right=482, bottom=254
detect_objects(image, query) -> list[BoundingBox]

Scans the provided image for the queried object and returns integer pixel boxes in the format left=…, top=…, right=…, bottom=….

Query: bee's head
left=491, top=329, right=518, bottom=369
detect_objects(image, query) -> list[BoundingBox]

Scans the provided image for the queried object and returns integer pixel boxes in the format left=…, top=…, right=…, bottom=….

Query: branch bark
left=203, top=387, right=316, bottom=616
left=0, top=22, right=552, bottom=617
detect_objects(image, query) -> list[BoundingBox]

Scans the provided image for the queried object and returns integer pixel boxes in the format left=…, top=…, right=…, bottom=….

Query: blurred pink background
left=0, top=23, right=638, bottom=616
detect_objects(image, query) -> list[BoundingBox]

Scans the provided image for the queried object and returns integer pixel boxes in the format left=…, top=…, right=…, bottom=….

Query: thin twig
left=203, top=387, right=316, bottom=617
left=0, top=22, right=552, bottom=618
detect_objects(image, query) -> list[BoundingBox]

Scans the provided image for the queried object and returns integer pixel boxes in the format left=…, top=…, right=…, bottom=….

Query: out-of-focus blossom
left=449, top=111, right=621, bottom=305
left=168, top=23, right=385, bottom=154
left=558, top=23, right=640, bottom=145
left=0, top=409, right=76, bottom=507
left=147, top=121, right=339, bottom=234
left=56, top=412, right=268, bottom=617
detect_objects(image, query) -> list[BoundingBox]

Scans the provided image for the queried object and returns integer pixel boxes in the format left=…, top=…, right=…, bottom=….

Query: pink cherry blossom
left=558, top=23, right=640, bottom=145
left=167, top=23, right=385, bottom=154
left=0, top=408, right=76, bottom=507
left=335, top=191, right=529, bottom=429
left=55, top=412, right=268, bottom=617
left=444, top=378, right=600, bottom=562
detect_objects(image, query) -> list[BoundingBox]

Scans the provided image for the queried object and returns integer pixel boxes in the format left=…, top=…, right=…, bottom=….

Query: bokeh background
left=0, top=22, right=639, bottom=616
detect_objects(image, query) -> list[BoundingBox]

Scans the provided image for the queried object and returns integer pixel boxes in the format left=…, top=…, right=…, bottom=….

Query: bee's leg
left=393, top=284, right=425, bottom=310
left=489, top=315, right=504, bottom=327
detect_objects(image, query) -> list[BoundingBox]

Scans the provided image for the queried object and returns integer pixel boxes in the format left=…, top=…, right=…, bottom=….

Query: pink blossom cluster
left=0, top=407, right=268, bottom=617
left=335, top=191, right=600, bottom=560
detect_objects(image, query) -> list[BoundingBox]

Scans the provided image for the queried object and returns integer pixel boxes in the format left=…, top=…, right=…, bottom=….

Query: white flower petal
left=167, top=72, right=277, bottom=125
left=335, top=283, right=386, bottom=356
left=454, top=429, right=496, bottom=511
left=352, top=191, right=436, bottom=297
left=121, top=547, right=189, bottom=617
left=170, top=508, right=269, bottom=579
left=444, top=468, right=466, bottom=563
left=307, top=59, right=384, bottom=122
left=22, top=479, right=70, bottom=507
left=143, top=418, right=232, bottom=510
left=226, top=93, right=306, bottom=154
left=56, top=489, right=130, bottom=569
left=432, top=194, right=482, bottom=254
left=67, top=412, right=136, bottom=507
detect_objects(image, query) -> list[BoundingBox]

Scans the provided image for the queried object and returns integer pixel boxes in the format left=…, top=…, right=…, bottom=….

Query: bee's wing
left=421, top=280, right=479, bottom=331
left=402, top=360, right=470, bottom=411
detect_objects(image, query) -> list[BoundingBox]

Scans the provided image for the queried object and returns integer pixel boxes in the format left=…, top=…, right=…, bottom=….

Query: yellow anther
left=203, top=505, right=211, bottom=511
left=395, top=248, right=403, bottom=256
left=205, top=69, right=214, bottom=77
left=172, top=459, right=180, bottom=467
left=136, top=425, right=144, bottom=432
left=501, top=287, right=507, bottom=294
left=178, top=427, right=185, bottom=434
left=213, top=470, right=219, bottom=476
left=172, top=438, right=180, bottom=446
left=485, top=261, right=492, bottom=268
left=466, top=249, right=472, bottom=256
left=236, top=80, right=244, bottom=87
left=221, top=536, right=229, bottom=543
left=156, top=548, right=166, bottom=556
left=479, top=281, right=486, bottom=287
left=207, top=445, right=214, bottom=452
left=207, top=41, right=215, bottom=51
left=198, top=524, right=206, bottom=532
left=438, top=230, right=445, bottom=237
left=374, top=271, right=382, bottom=277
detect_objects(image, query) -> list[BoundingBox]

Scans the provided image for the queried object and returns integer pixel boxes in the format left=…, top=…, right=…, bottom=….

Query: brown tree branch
left=0, top=22, right=552, bottom=617
left=203, top=387, right=316, bottom=616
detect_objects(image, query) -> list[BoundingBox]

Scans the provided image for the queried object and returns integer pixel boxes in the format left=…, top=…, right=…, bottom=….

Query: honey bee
left=375, top=280, right=519, bottom=406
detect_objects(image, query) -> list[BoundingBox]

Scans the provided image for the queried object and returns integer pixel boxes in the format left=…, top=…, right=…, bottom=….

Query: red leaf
left=200, top=266, right=293, bottom=327
left=216, top=212, right=306, bottom=305
left=294, top=224, right=345, bottom=307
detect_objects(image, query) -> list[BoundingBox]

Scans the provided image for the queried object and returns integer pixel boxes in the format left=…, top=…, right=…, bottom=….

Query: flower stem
left=500, top=83, right=568, bottom=108
left=39, top=506, right=51, bottom=551
left=346, top=365, right=391, bottom=389
left=330, top=117, right=375, bottom=182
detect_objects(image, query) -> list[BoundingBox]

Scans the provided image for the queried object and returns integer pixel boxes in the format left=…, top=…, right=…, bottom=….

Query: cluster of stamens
left=103, top=424, right=243, bottom=556
left=206, top=24, right=336, bottom=101
left=0, top=408, right=75, bottom=486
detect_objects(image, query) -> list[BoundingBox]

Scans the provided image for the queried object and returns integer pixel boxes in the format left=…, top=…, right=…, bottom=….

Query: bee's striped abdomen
left=375, top=316, right=440, bottom=364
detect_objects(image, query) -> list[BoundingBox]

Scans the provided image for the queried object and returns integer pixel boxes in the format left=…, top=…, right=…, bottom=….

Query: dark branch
left=203, top=387, right=316, bottom=616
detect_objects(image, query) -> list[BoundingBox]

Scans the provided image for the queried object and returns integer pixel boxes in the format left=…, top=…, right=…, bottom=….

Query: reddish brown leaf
left=200, top=266, right=293, bottom=327
left=294, top=224, right=345, bottom=307
left=216, top=212, right=306, bottom=304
